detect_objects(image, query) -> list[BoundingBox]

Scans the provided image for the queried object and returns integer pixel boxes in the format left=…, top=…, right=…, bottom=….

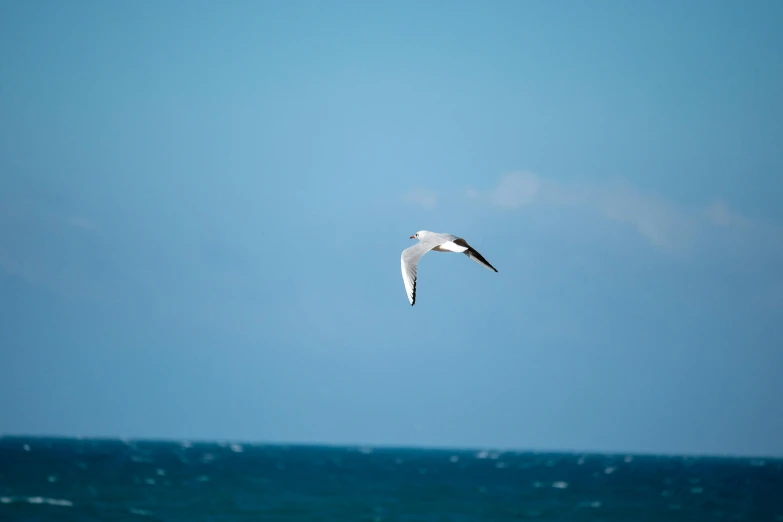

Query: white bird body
left=400, top=230, right=498, bottom=306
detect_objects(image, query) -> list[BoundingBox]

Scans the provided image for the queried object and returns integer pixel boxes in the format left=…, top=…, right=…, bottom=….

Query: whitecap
left=230, top=444, right=244, bottom=453
left=551, top=481, right=568, bottom=489
left=358, top=447, right=373, bottom=454
left=604, top=466, right=616, bottom=474
left=578, top=500, right=602, bottom=508
left=624, top=455, right=633, bottom=463
left=23, top=444, right=31, bottom=452
left=48, top=475, right=58, bottom=483
left=475, top=450, right=489, bottom=459
left=181, top=440, right=192, bottom=449
left=495, top=461, right=507, bottom=469
left=3, top=497, right=73, bottom=507
left=129, top=508, right=153, bottom=516
left=156, top=469, right=166, bottom=476
left=449, top=455, right=459, bottom=463
left=691, top=487, right=704, bottom=494
left=41, top=498, right=73, bottom=507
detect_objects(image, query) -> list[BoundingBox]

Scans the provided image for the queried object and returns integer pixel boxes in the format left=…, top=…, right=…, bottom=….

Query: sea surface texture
left=1, top=437, right=781, bottom=521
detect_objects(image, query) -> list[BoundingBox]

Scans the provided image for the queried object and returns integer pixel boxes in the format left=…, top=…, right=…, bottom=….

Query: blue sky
left=1, top=1, right=782, bottom=457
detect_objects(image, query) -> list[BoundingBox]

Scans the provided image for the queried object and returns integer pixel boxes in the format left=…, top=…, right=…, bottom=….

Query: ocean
left=0, top=437, right=780, bottom=521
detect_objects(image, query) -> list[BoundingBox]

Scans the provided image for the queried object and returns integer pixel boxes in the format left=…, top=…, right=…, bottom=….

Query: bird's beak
left=410, top=235, right=416, bottom=239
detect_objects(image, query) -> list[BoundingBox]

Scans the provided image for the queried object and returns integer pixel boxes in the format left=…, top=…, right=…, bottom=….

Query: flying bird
left=401, top=230, right=498, bottom=306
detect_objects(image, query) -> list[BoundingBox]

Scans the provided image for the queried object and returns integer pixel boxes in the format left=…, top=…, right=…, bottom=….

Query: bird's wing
left=454, top=238, right=498, bottom=272
left=400, top=241, right=440, bottom=306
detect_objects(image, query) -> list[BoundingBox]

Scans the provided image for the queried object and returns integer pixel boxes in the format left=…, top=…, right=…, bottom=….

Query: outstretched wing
left=401, top=241, right=438, bottom=306
left=455, top=238, right=498, bottom=272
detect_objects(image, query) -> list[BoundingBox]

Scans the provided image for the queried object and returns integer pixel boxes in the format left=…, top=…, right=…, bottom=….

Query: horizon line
left=2, top=433, right=780, bottom=462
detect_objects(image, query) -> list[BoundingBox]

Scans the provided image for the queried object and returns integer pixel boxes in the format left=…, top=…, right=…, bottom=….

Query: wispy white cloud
left=402, top=188, right=438, bottom=211
left=468, top=171, right=542, bottom=209
left=467, top=172, right=783, bottom=253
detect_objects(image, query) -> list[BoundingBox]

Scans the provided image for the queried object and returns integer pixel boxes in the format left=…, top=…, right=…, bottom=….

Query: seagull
left=401, top=230, right=498, bottom=306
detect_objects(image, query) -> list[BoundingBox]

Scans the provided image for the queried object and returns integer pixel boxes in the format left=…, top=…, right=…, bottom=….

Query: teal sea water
left=1, top=437, right=781, bottom=521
